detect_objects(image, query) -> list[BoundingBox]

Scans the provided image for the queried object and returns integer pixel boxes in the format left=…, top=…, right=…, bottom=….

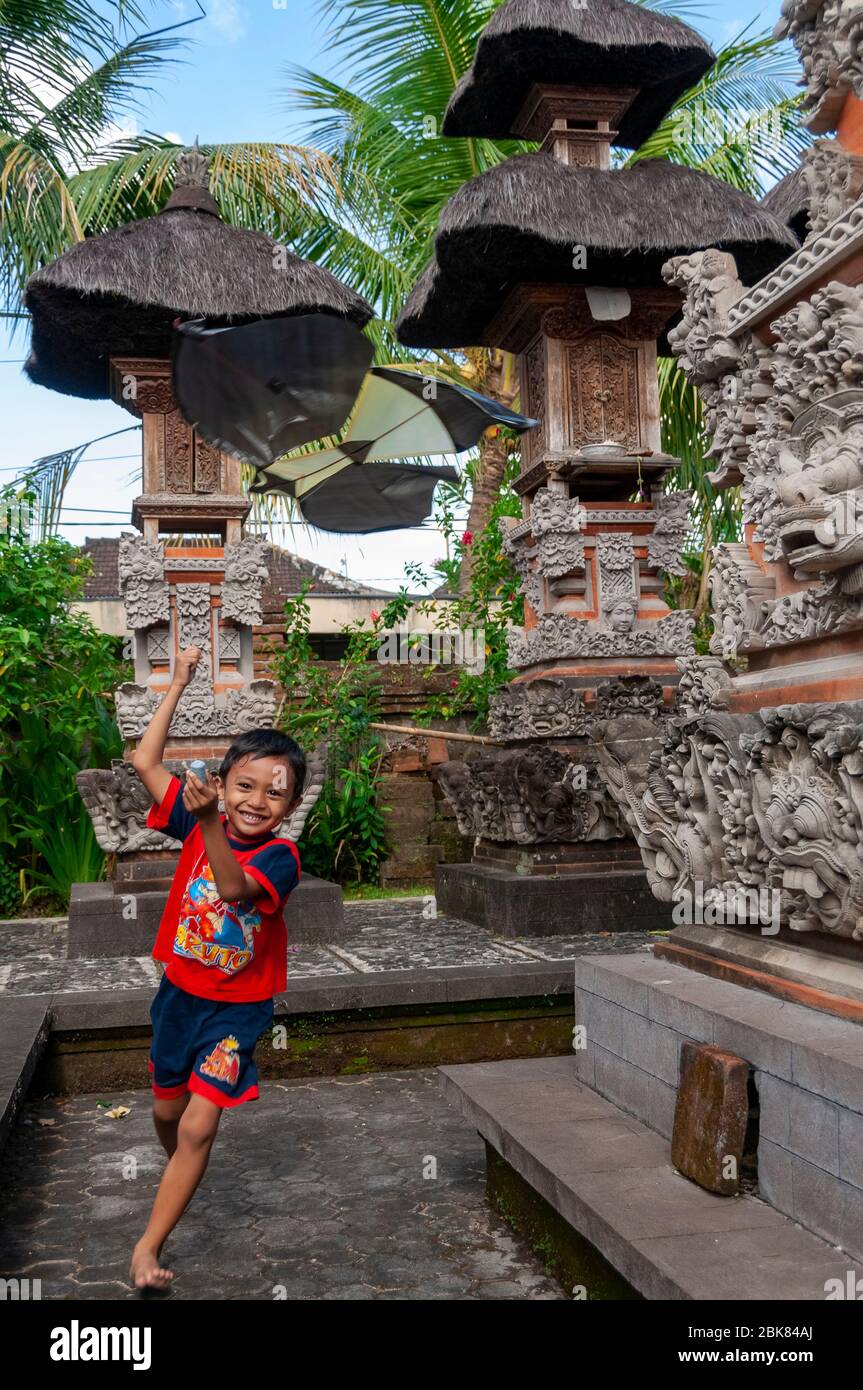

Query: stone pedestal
left=68, top=874, right=347, bottom=958
left=435, top=857, right=670, bottom=937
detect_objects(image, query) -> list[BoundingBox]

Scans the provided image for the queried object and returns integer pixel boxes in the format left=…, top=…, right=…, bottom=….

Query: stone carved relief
left=709, top=543, right=775, bottom=658
left=488, top=675, right=665, bottom=742
left=597, top=674, right=666, bottom=720
left=436, top=747, right=625, bottom=845
left=114, top=677, right=279, bottom=740
left=647, top=491, right=690, bottom=576
left=776, top=389, right=863, bottom=583
left=507, top=608, right=695, bottom=666
left=597, top=658, right=863, bottom=940
left=219, top=627, right=242, bottom=662
left=501, top=523, right=545, bottom=612
left=674, top=657, right=734, bottom=717
left=596, top=533, right=637, bottom=633
left=774, top=0, right=863, bottom=128
left=529, top=486, right=586, bottom=578
left=759, top=575, right=863, bottom=645
left=147, top=628, right=171, bottom=663
left=78, top=745, right=324, bottom=854
left=118, top=534, right=169, bottom=629
left=663, top=250, right=776, bottom=498
left=221, top=536, right=270, bottom=627
left=771, top=283, right=863, bottom=412
left=663, top=250, right=863, bottom=649
left=488, top=679, right=591, bottom=741
left=801, top=139, right=863, bottom=238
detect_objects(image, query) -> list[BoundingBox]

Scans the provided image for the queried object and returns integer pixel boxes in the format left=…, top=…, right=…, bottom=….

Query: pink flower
left=461, top=530, right=473, bottom=546
left=370, top=610, right=380, bottom=622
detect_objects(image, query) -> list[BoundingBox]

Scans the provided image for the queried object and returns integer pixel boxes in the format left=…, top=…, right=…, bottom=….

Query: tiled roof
left=79, top=537, right=394, bottom=601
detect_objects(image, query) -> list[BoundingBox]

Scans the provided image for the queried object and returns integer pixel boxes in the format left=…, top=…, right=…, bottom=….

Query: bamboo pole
left=369, top=721, right=502, bottom=746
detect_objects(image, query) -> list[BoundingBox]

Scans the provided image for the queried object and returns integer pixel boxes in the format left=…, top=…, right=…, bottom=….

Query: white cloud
left=207, top=0, right=246, bottom=43
left=163, top=131, right=184, bottom=145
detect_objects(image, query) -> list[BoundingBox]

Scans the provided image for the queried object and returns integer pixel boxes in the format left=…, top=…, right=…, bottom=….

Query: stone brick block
left=756, top=1072, right=793, bottom=1148
left=789, top=1086, right=841, bottom=1176
left=839, top=1106, right=863, bottom=1189
left=389, top=748, right=424, bottom=773
left=594, top=1045, right=651, bottom=1123
left=757, top=1137, right=794, bottom=1216
left=648, top=1075, right=677, bottom=1140
left=671, top=1042, right=750, bottom=1195
left=582, top=995, right=624, bottom=1057
left=424, top=737, right=450, bottom=764
left=790, top=1152, right=844, bottom=1250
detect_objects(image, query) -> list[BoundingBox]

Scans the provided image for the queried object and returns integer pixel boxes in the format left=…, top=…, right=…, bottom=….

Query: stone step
left=0, top=997, right=50, bottom=1158
left=438, top=1054, right=863, bottom=1300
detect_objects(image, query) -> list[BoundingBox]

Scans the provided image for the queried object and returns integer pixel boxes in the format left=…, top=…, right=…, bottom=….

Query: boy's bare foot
left=130, top=1242, right=173, bottom=1291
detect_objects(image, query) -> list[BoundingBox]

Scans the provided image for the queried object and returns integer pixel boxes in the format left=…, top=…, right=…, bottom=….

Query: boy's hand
left=172, top=646, right=202, bottom=690
left=182, top=770, right=220, bottom=823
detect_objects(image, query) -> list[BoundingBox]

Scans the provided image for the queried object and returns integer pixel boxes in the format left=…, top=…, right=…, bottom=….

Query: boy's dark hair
left=218, top=728, right=306, bottom=801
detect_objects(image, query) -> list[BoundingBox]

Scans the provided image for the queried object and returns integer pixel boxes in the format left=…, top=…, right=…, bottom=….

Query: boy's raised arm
left=131, top=646, right=201, bottom=805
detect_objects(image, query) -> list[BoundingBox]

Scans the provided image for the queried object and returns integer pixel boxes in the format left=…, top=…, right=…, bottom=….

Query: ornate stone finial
left=164, top=145, right=220, bottom=216
left=174, top=146, right=211, bottom=190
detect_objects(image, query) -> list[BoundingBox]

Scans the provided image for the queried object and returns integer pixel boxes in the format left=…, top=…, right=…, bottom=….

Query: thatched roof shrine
left=442, top=0, right=714, bottom=146
left=397, top=158, right=798, bottom=347
left=760, top=168, right=809, bottom=243
left=24, top=149, right=374, bottom=399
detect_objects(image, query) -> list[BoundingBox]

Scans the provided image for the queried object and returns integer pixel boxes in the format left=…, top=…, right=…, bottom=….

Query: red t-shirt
left=147, top=776, right=301, bottom=1003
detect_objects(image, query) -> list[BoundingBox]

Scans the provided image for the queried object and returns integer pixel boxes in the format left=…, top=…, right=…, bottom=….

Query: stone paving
left=0, top=901, right=655, bottom=996
left=0, top=1069, right=566, bottom=1300
left=0, top=900, right=657, bottom=1300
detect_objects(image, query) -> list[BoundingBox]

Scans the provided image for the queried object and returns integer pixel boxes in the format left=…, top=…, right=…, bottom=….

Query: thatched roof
left=397, top=158, right=798, bottom=347
left=24, top=150, right=374, bottom=399
left=760, top=169, right=808, bottom=243
left=443, top=0, right=714, bottom=146
left=396, top=257, right=501, bottom=348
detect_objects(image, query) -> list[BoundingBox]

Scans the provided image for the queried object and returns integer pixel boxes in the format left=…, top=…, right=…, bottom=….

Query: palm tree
left=286, top=0, right=810, bottom=597
left=1, top=0, right=346, bottom=536
left=0, top=0, right=339, bottom=318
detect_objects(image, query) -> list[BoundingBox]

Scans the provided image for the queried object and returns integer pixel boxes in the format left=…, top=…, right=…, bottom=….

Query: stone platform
left=67, top=874, right=346, bottom=957
left=440, top=1054, right=863, bottom=1299
left=574, top=952, right=863, bottom=1261
left=436, top=860, right=672, bottom=937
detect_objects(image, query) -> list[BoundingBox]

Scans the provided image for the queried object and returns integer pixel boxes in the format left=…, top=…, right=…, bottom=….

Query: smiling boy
left=128, top=645, right=305, bottom=1290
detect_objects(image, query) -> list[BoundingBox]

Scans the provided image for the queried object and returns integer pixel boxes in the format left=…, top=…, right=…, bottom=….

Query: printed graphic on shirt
left=199, top=1035, right=240, bottom=1087
left=173, top=861, right=262, bottom=976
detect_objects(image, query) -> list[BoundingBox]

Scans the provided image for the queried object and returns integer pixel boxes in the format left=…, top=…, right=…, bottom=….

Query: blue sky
left=1, top=0, right=792, bottom=591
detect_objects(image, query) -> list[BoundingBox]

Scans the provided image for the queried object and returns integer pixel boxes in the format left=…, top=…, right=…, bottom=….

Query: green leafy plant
left=267, top=581, right=402, bottom=885
left=399, top=435, right=525, bottom=727
left=0, top=859, right=22, bottom=917
left=22, top=802, right=106, bottom=906
left=0, top=496, right=125, bottom=907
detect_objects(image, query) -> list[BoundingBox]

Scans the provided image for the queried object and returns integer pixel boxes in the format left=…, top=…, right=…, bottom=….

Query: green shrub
left=0, top=498, right=125, bottom=906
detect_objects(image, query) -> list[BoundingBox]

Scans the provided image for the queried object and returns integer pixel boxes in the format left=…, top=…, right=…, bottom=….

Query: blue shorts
left=148, top=974, right=274, bottom=1109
